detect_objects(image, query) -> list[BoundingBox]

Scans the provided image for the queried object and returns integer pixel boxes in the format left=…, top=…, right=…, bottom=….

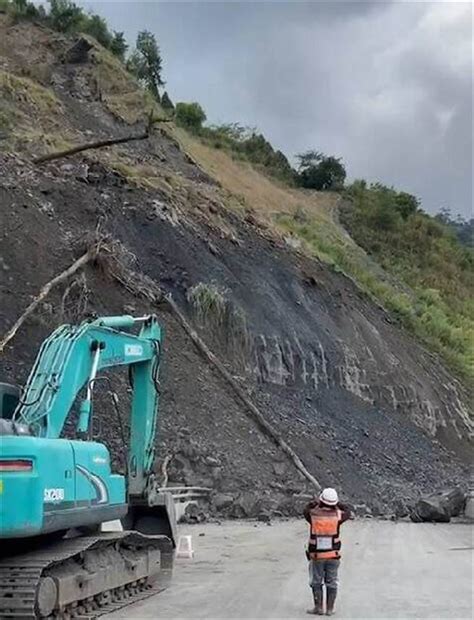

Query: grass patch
left=188, top=282, right=228, bottom=325
left=0, top=70, right=61, bottom=114
left=91, top=42, right=138, bottom=96
left=105, top=156, right=173, bottom=193
left=104, top=90, right=165, bottom=125
left=177, top=129, right=339, bottom=220
left=12, top=128, right=73, bottom=155
left=0, top=101, right=17, bottom=131
left=89, top=43, right=166, bottom=125
left=187, top=282, right=251, bottom=363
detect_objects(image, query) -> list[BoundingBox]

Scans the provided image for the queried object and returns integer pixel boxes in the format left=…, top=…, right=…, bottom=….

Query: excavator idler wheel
left=36, top=576, right=58, bottom=617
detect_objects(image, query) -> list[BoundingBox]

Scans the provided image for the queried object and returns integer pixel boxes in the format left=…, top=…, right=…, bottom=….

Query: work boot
left=326, top=588, right=337, bottom=616
left=306, top=587, right=324, bottom=615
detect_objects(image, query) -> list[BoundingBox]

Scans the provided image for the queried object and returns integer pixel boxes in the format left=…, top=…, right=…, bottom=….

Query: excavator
left=0, top=315, right=177, bottom=618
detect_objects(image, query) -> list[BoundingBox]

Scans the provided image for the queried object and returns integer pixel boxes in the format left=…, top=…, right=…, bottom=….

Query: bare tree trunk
left=33, top=118, right=171, bottom=165
left=33, top=133, right=150, bottom=165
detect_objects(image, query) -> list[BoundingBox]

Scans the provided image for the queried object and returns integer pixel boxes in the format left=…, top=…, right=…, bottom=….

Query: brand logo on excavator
left=125, top=344, right=143, bottom=356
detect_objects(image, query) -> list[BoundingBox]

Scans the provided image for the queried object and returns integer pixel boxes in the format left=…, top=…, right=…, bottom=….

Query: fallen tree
left=33, top=132, right=152, bottom=165
left=33, top=115, right=172, bottom=165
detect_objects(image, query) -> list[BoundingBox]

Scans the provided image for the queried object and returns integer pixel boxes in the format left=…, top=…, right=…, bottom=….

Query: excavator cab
left=0, top=383, right=21, bottom=420
left=0, top=383, right=32, bottom=437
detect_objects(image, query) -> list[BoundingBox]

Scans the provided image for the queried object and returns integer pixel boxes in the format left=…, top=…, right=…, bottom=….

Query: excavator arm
left=13, top=315, right=162, bottom=497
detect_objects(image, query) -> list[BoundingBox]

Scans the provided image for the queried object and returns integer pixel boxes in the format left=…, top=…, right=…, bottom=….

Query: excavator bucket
left=122, top=490, right=177, bottom=583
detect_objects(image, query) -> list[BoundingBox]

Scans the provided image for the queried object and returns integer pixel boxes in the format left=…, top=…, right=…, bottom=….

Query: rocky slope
left=0, top=17, right=471, bottom=517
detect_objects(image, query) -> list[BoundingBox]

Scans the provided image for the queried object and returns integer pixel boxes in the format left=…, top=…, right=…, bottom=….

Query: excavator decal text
left=44, top=488, right=65, bottom=502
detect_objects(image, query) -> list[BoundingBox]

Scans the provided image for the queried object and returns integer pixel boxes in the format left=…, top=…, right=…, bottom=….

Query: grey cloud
left=79, top=1, right=472, bottom=216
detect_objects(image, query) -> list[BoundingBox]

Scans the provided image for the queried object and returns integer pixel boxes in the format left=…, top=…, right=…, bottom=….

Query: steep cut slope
left=0, top=18, right=471, bottom=516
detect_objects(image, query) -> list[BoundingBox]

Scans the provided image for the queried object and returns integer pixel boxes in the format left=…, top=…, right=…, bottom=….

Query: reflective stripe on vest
left=308, top=506, right=342, bottom=560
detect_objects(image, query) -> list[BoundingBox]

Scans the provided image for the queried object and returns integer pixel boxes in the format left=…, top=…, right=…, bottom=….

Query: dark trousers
left=308, top=558, right=340, bottom=592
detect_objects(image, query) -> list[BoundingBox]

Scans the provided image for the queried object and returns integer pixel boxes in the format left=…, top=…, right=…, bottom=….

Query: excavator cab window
left=0, top=383, right=20, bottom=420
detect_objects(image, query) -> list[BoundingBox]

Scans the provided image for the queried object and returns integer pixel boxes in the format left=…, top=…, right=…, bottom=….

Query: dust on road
left=105, top=519, right=473, bottom=619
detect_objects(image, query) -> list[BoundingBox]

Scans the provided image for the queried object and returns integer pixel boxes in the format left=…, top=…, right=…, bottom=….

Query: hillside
left=0, top=15, right=472, bottom=517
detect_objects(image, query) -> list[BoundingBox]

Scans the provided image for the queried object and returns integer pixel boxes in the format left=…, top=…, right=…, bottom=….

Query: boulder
left=464, top=492, right=474, bottom=521
left=277, top=494, right=312, bottom=517
left=410, top=488, right=465, bottom=523
left=257, top=511, right=272, bottom=523
left=181, top=502, right=208, bottom=524
left=272, top=462, right=287, bottom=477
left=63, top=37, right=93, bottom=64
left=354, top=503, right=372, bottom=517
left=229, top=492, right=260, bottom=518
left=212, top=493, right=234, bottom=511
left=393, top=498, right=410, bottom=519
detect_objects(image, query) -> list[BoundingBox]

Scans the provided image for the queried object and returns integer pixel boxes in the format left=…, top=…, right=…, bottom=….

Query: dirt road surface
left=105, top=519, right=473, bottom=619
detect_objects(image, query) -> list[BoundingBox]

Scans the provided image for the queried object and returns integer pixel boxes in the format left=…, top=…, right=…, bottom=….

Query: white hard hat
left=319, top=487, right=339, bottom=506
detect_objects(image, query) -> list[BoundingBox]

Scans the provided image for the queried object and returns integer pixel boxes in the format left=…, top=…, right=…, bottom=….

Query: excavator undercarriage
left=0, top=531, right=174, bottom=619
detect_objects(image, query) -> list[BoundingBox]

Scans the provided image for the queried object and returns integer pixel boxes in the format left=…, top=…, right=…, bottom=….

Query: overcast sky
left=76, top=1, right=472, bottom=217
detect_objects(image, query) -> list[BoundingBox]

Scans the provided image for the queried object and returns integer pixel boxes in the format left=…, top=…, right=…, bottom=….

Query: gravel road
left=105, top=519, right=473, bottom=619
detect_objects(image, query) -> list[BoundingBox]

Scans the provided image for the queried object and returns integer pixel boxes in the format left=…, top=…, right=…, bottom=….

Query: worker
left=304, top=488, right=351, bottom=616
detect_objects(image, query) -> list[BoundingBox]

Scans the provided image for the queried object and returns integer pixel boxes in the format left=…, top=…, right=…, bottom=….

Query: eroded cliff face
left=0, top=18, right=471, bottom=515
left=130, top=199, right=472, bottom=454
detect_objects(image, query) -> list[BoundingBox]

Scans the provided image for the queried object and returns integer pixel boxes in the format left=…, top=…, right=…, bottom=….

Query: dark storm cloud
left=79, top=1, right=472, bottom=216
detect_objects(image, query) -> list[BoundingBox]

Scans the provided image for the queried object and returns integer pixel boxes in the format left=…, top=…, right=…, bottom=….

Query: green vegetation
left=127, top=31, right=164, bottom=102
left=109, top=31, right=128, bottom=62
left=161, top=91, right=174, bottom=112
left=174, top=106, right=346, bottom=187
left=187, top=282, right=250, bottom=361
left=0, top=0, right=41, bottom=18
left=175, top=102, right=207, bottom=132
left=323, top=181, right=472, bottom=378
left=296, top=150, right=346, bottom=190
left=435, top=207, right=473, bottom=249
left=278, top=195, right=473, bottom=379
left=178, top=119, right=296, bottom=184
left=188, top=282, right=228, bottom=325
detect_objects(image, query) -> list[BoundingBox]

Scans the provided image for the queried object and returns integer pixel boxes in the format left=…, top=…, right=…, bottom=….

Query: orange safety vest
left=308, top=506, right=343, bottom=560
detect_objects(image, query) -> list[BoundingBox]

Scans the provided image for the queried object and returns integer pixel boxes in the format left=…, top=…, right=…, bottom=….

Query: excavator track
left=0, top=532, right=174, bottom=619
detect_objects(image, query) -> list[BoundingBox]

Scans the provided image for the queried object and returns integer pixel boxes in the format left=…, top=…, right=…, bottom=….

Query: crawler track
left=0, top=532, right=173, bottom=619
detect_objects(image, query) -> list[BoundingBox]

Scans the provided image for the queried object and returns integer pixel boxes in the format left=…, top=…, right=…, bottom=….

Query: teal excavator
left=0, top=315, right=177, bottom=618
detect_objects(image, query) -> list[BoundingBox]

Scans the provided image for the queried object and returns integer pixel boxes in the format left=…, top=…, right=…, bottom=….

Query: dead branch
left=165, top=294, right=321, bottom=491
left=0, top=245, right=100, bottom=354
left=33, top=121, right=171, bottom=165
